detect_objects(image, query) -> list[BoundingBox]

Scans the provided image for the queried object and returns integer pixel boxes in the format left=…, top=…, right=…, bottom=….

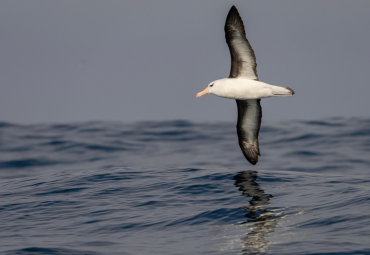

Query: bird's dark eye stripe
left=210, top=84, right=214, bottom=87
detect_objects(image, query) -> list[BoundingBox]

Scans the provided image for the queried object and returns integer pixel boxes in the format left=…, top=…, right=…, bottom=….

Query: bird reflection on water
left=234, top=170, right=283, bottom=254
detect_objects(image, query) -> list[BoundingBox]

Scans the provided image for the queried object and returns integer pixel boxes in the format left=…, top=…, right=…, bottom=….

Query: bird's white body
left=208, top=78, right=293, bottom=100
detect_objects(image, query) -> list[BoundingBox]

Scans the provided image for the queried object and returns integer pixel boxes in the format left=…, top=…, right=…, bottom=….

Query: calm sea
left=1, top=118, right=370, bottom=255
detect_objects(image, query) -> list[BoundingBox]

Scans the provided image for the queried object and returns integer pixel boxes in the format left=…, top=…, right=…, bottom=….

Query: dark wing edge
left=225, top=6, right=258, bottom=80
left=236, top=99, right=262, bottom=165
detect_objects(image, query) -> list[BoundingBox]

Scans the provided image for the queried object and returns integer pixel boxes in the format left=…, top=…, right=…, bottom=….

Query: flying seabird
left=196, top=6, right=294, bottom=165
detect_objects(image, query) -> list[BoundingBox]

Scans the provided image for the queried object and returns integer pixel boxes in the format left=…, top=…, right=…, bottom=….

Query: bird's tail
left=272, top=86, right=295, bottom=97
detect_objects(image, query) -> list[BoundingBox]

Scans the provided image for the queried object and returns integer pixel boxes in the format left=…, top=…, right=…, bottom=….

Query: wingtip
left=248, top=156, right=258, bottom=165
left=225, top=5, right=244, bottom=32
left=228, top=5, right=238, bottom=15
left=239, top=140, right=260, bottom=165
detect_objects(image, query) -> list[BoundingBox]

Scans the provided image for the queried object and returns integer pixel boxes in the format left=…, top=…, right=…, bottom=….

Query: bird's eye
left=209, top=84, right=214, bottom=87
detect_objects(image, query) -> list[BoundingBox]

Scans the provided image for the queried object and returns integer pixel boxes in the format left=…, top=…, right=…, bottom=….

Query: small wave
left=0, top=159, right=57, bottom=169
left=3, top=247, right=101, bottom=255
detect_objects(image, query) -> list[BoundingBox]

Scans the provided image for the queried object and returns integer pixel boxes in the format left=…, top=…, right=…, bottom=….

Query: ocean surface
left=1, top=118, right=370, bottom=255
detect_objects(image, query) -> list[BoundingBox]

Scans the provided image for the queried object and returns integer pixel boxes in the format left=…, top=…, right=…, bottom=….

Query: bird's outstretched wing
left=236, top=99, right=262, bottom=165
left=225, top=6, right=258, bottom=80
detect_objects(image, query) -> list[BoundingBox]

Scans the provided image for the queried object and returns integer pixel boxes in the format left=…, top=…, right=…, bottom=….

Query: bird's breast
left=217, top=79, right=273, bottom=100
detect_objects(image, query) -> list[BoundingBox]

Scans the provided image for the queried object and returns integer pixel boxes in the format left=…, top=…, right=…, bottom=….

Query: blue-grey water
left=1, top=118, right=370, bottom=255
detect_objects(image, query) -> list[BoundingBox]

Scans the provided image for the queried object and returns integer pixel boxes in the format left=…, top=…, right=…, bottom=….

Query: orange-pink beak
left=196, top=87, right=209, bottom=98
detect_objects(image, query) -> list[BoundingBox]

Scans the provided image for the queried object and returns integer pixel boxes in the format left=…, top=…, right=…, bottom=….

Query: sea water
left=1, top=118, right=370, bottom=255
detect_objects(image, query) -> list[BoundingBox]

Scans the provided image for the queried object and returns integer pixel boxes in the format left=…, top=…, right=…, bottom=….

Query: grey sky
left=0, top=0, right=369, bottom=124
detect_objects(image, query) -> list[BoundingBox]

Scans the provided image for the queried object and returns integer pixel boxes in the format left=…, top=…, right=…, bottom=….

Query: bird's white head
left=196, top=80, right=222, bottom=98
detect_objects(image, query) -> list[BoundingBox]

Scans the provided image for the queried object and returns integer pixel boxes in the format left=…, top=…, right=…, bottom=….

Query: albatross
left=196, top=6, right=295, bottom=165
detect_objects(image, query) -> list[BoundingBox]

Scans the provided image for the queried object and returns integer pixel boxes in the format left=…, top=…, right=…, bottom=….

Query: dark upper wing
left=225, top=6, right=258, bottom=80
left=236, top=99, right=262, bottom=165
